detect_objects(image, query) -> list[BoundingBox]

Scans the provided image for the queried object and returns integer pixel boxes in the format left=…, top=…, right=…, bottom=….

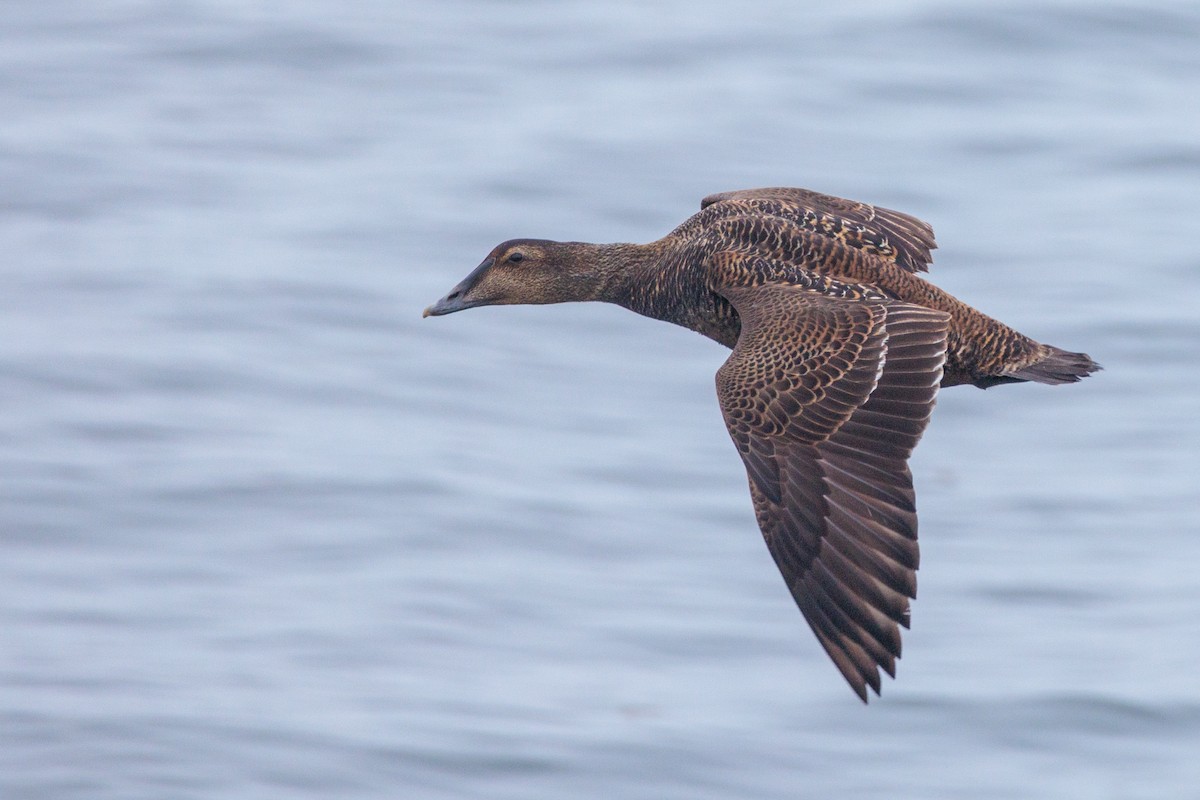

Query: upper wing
left=701, top=187, right=937, bottom=274
left=715, top=280, right=950, bottom=701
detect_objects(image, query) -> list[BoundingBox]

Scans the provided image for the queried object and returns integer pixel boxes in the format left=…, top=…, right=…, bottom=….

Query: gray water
left=3, top=2, right=1199, bottom=798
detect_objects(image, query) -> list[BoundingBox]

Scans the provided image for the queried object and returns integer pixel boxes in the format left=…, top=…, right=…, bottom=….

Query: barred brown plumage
left=423, top=187, right=1100, bottom=701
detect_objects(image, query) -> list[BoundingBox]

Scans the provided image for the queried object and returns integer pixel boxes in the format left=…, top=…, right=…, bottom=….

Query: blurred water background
left=3, top=1, right=1199, bottom=798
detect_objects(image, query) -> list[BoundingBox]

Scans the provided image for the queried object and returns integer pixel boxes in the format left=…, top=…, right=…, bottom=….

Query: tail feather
left=1008, top=345, right=1102, bottom=385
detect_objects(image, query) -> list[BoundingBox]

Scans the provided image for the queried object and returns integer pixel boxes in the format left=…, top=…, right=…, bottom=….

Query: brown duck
left=423, top=187, right=1099, bottom=701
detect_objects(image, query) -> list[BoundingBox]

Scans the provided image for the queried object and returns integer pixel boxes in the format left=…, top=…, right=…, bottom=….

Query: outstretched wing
left=701, top=187, right=937, bottom=274
left=715, top=281, right=950, bottom=701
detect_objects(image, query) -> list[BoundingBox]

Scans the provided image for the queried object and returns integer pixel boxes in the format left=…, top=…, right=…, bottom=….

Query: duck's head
left=423, top=239, right=599, bottom=317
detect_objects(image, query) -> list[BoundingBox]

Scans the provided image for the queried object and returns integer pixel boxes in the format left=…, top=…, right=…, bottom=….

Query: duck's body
left=424, top=187, right=1099, bottom=701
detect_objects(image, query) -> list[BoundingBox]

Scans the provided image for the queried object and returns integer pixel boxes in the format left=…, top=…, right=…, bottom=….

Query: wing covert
left=701, top=187, right=937, bottom=273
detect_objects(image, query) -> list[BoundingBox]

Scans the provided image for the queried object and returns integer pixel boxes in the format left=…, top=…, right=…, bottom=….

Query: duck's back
left=659, top=188, right=1099, bottom=388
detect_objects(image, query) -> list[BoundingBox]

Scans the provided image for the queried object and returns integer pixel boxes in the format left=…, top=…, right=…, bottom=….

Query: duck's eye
left=507, top=252, right=524, bottom=263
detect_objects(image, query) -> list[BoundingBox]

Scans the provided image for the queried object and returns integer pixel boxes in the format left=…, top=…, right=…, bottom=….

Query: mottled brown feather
left=701, top=187, right=938, bottom=273
left=715, top=280, right=949, bottom=701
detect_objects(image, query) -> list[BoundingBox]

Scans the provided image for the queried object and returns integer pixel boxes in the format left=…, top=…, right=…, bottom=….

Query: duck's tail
left=972, top=344, right=1101, bottom=388
left=1009, top=344, right=1101, bottom=385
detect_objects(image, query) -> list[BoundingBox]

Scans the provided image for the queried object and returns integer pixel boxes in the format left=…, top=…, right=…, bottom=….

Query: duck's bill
left=422, top=257, right=494, bottom=317
left=422, top=293, right=471, bottom=317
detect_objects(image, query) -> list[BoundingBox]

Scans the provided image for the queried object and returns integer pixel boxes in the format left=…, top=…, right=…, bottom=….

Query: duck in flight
left=423, top=187, right=1100, bottom=701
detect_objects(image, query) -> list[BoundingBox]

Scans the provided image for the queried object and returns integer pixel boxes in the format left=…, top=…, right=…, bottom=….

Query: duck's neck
left=576, top=241, right=663, bottom=307
left=568, top=239, right=728, bottom=344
